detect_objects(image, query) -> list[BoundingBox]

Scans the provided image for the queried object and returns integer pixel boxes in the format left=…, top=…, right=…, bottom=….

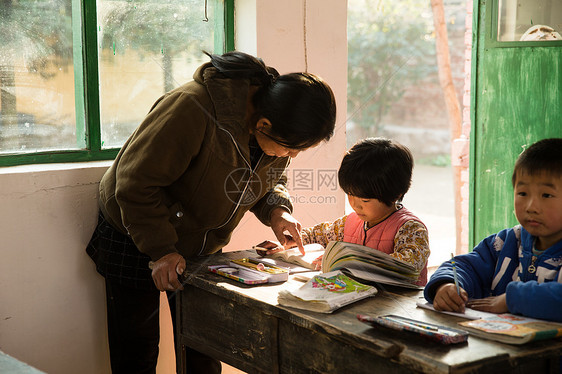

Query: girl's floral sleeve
left=392, top=220, right=430, bottom=272
left=301, top=215, right=347, bottom=248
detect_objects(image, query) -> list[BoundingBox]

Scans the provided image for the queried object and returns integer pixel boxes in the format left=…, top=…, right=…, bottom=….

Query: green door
left=470, top=0, right=562, bottom=247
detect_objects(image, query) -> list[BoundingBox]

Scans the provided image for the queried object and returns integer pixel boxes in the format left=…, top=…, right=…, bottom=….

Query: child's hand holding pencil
left=432, top=254, right=469, bottom=313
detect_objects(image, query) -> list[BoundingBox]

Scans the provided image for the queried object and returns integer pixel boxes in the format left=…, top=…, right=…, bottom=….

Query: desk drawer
left=178, top=286, right=278, bottom=374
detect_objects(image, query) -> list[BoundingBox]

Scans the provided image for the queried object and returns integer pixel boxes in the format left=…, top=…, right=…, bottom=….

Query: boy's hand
left=433, top=283, right=469, bottom=313
left=466, top=294, right=508, bottom=314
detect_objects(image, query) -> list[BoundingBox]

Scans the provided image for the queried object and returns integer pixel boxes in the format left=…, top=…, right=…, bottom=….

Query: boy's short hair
left=338, top=137, right=413, bottom=206
left=512, top=138, right=562, bottom=186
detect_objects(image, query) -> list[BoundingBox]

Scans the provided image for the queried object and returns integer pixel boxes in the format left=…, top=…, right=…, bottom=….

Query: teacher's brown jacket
left=98, top=63, right=293, bottom=261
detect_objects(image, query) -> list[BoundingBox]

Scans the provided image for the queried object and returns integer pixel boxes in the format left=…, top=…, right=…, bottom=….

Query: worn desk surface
left=176, top=251, right=562, bottom=374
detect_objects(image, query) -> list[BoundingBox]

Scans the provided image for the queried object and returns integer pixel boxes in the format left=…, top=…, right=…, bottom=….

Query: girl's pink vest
left=343, top=208, right=428, bottom=286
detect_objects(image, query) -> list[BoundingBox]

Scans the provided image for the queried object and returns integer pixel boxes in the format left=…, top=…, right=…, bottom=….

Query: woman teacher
left=87, top=51, right=337, bottom=373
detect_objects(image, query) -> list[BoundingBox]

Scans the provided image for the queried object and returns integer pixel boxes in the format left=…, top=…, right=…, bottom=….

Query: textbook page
left=255, top=243, right=324, bottom=271
left=345, top=268, right=422, bottom=289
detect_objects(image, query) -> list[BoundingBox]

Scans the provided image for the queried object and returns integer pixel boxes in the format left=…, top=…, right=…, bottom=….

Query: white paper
left=416, top=301, right=498, bottom=320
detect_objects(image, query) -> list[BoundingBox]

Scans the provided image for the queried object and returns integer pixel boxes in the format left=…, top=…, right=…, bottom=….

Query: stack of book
left=458, top=314, right=562, bottom=344
left=278, top=270, right=378, bottom=313
left=321, top=241, right=421, bottom=289
left=417, top=302, right=562, bottom=344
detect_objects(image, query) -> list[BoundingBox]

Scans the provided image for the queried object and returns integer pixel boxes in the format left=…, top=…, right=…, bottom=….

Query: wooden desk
left=177, top=252, right=562, bottom=373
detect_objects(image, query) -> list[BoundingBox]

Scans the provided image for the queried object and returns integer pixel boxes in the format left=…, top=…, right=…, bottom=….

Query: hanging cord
left=203, top=0, right=209, bottom=22
left=303, top=0, right=308, bottom=72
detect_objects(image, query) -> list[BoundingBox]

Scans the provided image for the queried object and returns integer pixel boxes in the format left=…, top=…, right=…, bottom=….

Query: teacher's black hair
left=206, top=51, right=336, bottom=150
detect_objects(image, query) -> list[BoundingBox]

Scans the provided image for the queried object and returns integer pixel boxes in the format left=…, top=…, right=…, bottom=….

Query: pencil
left=451, top=253, right=460, bottom=295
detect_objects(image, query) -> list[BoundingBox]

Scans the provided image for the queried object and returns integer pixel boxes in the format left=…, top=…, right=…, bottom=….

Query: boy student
left=257, top=137, right=430, bottom=286
left=425, top=138, right=562, bottom=322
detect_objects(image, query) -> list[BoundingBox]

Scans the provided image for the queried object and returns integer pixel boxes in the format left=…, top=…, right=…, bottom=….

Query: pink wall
left=225, top=0, right=348, bottom=252
left=451, top=0, right=473, bottom=253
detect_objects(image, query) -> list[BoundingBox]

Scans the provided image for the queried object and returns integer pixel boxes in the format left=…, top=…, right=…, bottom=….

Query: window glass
left=0, top=0, right=79, bottom=154
left=498, top=0, right=562, bottom=41
left=97, top=0, right=223, bottom=148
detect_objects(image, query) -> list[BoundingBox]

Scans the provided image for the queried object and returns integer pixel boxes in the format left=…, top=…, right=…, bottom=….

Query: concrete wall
left=0, top=163, right=112, bottom=373
left=0, top=1, right=347, bottom=373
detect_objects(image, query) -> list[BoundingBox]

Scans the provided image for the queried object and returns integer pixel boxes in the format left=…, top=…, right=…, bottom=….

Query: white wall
left=0, top=1, right=347, bottom=373
left=0, top=163, right=111, bottom=373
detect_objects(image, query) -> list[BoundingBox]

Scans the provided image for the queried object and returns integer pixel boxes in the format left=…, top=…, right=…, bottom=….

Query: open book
left=457, top=314, right=562, bottom=345
left=321, top=241, right=421, bottom=289
left=278, top=270, right=377, bottom=313
left=255, top=243, right=325, bottom=271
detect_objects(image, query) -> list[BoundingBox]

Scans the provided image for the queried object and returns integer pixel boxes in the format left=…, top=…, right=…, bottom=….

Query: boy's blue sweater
left=424, top=225, right=562, bottom=322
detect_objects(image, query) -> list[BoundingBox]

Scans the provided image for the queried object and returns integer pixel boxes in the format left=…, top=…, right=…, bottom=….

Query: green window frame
left=485, top=0, right=562, bottom=48
left=0, top=0, right=235, bottom=167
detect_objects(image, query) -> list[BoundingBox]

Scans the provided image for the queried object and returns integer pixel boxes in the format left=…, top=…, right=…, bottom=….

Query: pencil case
left=357, top=314, right=468, bottom=345
left=208, top=258, right=290, bottom=285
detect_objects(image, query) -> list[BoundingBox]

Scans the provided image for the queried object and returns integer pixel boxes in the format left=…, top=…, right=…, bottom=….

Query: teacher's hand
left=270, top=208, right=304, bottom=255
left=150, top=252, right=186, bottom=291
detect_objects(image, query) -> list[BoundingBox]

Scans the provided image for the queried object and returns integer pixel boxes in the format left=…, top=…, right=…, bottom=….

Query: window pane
left=0, top=0, right=79, bottom=154
left=498, top=0, right=562, bottom=41
left=97, top=0, right=224, bottom=148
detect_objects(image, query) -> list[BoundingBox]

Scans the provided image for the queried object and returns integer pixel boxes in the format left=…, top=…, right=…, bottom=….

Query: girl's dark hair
left=206, top=51, right=336, bottom=149
left=512, top=138, right=562, bottom=186
left=338, top=138, right=414, bottom=206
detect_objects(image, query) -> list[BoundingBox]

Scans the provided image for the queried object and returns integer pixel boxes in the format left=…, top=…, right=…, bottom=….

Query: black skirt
left=86, top=212, right=156, bottom=290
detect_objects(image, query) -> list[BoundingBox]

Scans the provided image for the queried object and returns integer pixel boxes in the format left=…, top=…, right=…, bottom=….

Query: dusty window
left=498, top=0, right=562, bottom=41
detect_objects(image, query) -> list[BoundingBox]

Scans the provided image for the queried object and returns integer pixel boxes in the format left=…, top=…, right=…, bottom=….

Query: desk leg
left=548, top=356, right=561, bottom=374
left=178, top=344, right=186, bottom=374
left=176, top=290, right=187, bottom=374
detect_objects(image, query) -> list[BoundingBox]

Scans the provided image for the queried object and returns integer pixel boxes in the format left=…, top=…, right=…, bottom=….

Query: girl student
left=257, top=137, right=430, bottom=286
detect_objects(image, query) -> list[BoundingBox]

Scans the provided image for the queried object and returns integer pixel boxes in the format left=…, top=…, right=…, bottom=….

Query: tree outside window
left=0, top=0, right=226, bottom=161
